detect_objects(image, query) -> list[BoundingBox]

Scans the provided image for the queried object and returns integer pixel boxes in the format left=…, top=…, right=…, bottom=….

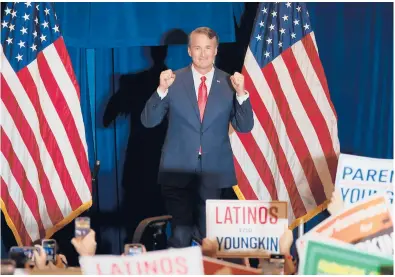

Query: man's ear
left=188, top=47, right=192, bottom=57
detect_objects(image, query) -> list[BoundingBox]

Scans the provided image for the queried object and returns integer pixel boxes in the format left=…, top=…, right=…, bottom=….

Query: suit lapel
left=181, top=66, right=200, bottom=122
left=202, top=69, right=222, bottom=131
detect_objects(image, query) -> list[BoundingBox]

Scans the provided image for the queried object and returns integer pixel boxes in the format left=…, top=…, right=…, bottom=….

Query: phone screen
left=75, top=217, right=91, bottom=237
left=261, top=254, right=285, bottom=275
left=125, top=244, right=143, bottom=256
left=191, top=239, right=201, bottom=247
left=42, top=239, right=56, bottom=262
left=9, top=247, right=38, bottom=268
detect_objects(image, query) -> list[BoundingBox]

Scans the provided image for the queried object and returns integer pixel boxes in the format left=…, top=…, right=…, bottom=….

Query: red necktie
left=198, top=76, right=208, bottom=121
left=198, top=76, right=207, bottom=154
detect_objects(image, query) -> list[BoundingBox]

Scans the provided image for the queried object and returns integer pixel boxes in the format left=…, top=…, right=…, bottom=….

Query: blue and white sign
left=335, top=154, right=393, bottom=207
left=206, top=200, right=288, bottom=255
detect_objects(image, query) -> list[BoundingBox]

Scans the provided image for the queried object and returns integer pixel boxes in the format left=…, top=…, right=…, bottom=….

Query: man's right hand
left=158, top=69, right=176, bottom=93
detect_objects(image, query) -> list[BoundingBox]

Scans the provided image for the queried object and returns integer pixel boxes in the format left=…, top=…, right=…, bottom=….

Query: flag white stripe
left=293, top=37, right=340, bottom=155
left=309, top=32, right=319, bottom=54
left=1, top=152, right=39, bottom=242
left=272, top=51, right=333, bottom=199
left=0, top=48, right=72, bottom=217
left=42, top=45, right=89, bottom=157
left=230, top=131, right=272, bottom=201
left=250, top=113, right=297, bottom=220
left=27, top=61, right=91, bottom=204
left=244, top=47, right=315, bottom=212
left=1, top=102, right=53, bottom=230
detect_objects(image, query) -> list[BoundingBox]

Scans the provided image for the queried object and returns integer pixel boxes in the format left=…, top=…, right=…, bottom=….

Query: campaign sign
left=297, top=195, right=393, bottom=257
left=206, top=200, right=287, bottom=255
left=202, top=256, right=261, bottom=275
left=299, top=236, right=393, bottom=275
left=335, top=154, right=393, bottom=207
left=79, top=247, right=204, bottom=275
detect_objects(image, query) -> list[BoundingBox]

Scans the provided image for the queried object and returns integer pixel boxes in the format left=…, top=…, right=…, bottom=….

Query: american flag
left=1, top=2, right=92, bottom=246
left=231, top=2, right=340, bottom=227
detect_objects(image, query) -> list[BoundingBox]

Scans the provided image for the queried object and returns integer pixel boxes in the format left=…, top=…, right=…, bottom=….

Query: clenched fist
left=230, top=72, right=245, bottom=96
left=158, top=69, right=176, bottom=93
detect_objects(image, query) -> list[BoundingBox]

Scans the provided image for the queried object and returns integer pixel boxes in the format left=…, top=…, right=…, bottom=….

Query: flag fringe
left=1, top=199, right=22, bottom=246
left=45, top=200, right=92, bottom=240
left=232, top=184, right=246, bottom=200
left=1, top=198, right=92, bottom=246
left=232, top=185, right=329, bottom=230
left=288, top=199, right=329, bottom=230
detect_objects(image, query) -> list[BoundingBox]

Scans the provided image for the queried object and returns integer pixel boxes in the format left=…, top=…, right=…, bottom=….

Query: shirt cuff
left=236, top=90, right=250, bottom=105
left=157, top=88, right=168, bottom=100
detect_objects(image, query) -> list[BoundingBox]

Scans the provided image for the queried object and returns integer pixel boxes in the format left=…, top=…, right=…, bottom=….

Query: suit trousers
left=161, top=155, right=225, bottom=248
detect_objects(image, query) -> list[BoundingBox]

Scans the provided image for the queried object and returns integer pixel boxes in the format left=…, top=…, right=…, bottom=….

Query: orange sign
left=203, top=257, right=261, bottom=275
left=315, top=196, right=392, bottom=243
left=297, top=195, right=393, bottom=256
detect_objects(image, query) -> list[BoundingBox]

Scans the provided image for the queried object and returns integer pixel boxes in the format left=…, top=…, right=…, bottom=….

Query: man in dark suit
left=141, top=27, right=254, bottom=248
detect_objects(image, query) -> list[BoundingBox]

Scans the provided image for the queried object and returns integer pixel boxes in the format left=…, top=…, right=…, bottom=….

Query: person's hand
left=243, top=257, right=251, bottom=267
left=48, top=261, right=58, bottom=270
left=158, top=69, right=176, bottom=93
left=328, top=189, right=344, bottom=215
left=279, top=226, right=293, bottom=255
left=230, top=72, right=245, bottom=96
left=55, top=254, right=68, bottom=268
left=71, top=230, right=97, bottom=256
left=201, top=238, right=218, bottom=257
left=33, top=245, right=47, bottom=270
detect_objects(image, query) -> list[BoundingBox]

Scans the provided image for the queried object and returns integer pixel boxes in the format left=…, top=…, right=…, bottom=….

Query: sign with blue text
left=206, top=200, right=287, bottom=256
left=335, top=154, right=393, bottom=207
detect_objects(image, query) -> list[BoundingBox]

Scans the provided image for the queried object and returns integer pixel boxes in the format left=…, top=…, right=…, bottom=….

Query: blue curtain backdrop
left=54, top=2, right=238, bottom=47
left=1, top=2, right=393, bottom=263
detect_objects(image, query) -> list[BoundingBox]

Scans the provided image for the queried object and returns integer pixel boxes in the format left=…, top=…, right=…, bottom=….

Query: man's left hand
left=230, top=72, right=246, bottom=96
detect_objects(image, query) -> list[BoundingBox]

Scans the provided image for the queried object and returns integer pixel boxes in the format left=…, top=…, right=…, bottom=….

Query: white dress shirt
left=157, top=65, right=249, bottom=105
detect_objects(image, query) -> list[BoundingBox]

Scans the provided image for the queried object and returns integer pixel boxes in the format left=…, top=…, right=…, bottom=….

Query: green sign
left=299, top=238, right=393, bottom=275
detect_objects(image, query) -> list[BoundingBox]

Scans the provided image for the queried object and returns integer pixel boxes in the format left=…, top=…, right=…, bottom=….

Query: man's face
left=188, top=33, right=218, bottom=72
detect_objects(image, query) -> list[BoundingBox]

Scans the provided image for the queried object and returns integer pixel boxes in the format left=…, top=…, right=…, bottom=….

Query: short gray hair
left=188, top=27, right=219, bottom=46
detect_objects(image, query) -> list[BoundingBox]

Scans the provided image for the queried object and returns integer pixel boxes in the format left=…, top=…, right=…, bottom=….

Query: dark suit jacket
left=141, top=66, right=254, bottom=188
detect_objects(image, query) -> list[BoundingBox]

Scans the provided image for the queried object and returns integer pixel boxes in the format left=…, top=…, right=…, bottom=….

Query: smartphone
left=261, top=254, right=285, bottom=275
left=75, top=217, right=90, bottom=237
left=124, top=244, right=145, bottom=256
left=191, top=237, right=201, bottom=247
left=9, top=247, right=39, bottom=268
left=1, top=259, right=16, bottom=275
left=42, top=239, right=56, bottom=262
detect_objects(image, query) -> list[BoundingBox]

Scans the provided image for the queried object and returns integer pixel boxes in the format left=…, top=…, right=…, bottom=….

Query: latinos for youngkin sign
left=206, top=200, right=288, bottom=256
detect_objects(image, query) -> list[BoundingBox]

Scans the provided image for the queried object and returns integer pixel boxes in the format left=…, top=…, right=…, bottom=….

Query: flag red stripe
left=37, top=53, right=91, bottom=193
left=281, top=49, right=338, bottom=184
left=1, top=130, right=46, bottom=238
left=236, top=132, right=278, bottom=200
left=262, top=62, right=327, bottom=205
left=302, top=35, right=337, bottom=119
left=1, top=178, right=32, bottom=246
left=2, top=75, right=64, bottom=222
left=53, top=38, right=80, bottom=100
left=15, top=67, right=82, bottom=210
left=243, top=66, right=307, bottom=217
left=233, top=157, right=258, bottom=200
